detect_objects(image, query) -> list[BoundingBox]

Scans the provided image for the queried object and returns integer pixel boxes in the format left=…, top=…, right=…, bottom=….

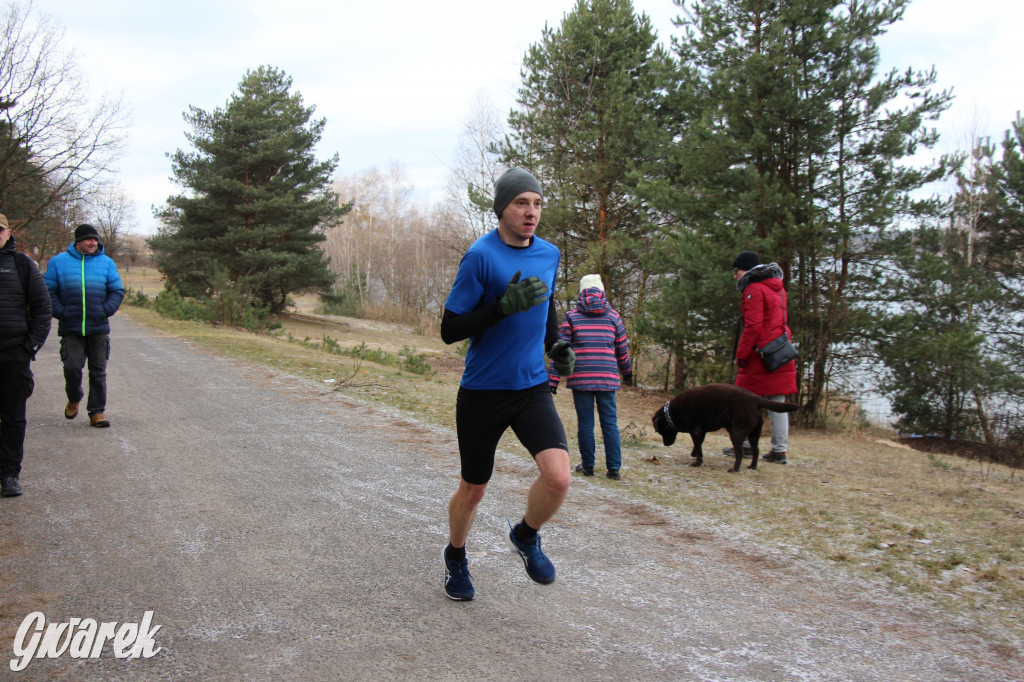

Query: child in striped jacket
left=549, top=275, right=632, bottom=479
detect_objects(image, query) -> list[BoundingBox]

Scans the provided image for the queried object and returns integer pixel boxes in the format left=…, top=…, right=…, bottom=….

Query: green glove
left=499, top=270, right=549, bottom=316
left=549, top=341, right=575, bottom=376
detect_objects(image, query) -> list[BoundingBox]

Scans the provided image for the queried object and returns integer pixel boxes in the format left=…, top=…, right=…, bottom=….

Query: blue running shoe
left=505, top=520, right=556, bottom=584
left=443, top=547, right=475, bottom=601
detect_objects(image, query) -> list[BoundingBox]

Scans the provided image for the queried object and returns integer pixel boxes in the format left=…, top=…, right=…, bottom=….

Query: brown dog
left=651, top=384, right=798, bottom=472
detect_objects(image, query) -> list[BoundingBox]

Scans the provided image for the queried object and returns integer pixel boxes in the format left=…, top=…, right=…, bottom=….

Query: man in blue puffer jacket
left=44, top=224, right=124, bottom=428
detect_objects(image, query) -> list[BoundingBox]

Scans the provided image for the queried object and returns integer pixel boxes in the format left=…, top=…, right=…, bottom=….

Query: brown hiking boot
left=89, top=412, right=111, bottom=428
left=65, top=401, right=80, bottom=420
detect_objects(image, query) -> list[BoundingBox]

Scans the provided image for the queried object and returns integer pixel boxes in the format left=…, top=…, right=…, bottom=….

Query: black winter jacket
left=0, top=236, right=52, bottom=362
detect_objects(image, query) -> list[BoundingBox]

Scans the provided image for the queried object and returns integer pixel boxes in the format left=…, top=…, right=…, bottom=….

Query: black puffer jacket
left=0, top=235, right=52, bottom=361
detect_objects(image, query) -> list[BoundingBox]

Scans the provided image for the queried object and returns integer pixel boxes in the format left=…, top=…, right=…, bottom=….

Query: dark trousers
left=60, top=334, right=110, bottom=415
left=0, top=360, right=33, bottom=478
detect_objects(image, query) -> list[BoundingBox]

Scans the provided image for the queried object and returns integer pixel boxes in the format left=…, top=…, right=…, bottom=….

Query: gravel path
left=0, top=314, right=1019, bottom=680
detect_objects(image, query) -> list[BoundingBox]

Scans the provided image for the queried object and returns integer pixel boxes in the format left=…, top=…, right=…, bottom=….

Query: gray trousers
left=60, top=334, right=110, bottom=415
left=764, top=394, right=789, bottom=454
left=741, top=394, right=789, bottom=454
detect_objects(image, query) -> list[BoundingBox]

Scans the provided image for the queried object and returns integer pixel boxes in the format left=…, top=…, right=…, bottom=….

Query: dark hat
left=493, top=168, right=542, bottom=218
left=732, top=251, right=760, bottom=271
left=74, top=223, right=100, bottom=243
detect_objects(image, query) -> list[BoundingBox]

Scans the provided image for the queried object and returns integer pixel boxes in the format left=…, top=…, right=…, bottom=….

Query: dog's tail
left=757, top=398, right=799, bottom=413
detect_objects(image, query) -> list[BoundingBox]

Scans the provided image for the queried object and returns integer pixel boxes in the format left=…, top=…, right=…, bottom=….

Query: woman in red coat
left=731, top=251, right=797, bottom=463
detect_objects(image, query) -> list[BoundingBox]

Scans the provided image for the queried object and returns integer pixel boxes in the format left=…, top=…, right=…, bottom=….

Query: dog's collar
left=661, top=402, right=676, bottom=431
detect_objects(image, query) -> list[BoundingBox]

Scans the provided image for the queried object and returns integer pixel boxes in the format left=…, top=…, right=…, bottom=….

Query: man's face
left=0, top=225, right=9, bottom=249
left=733, top=268, right=746, bottom=281
left=76, top=237, right=99, bottom=255
left=497, top=191, right=542, bottom=246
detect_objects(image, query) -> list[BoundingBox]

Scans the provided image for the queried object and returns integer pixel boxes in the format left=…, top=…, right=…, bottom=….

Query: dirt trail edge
left=1, top=314, right=1019, bottom=681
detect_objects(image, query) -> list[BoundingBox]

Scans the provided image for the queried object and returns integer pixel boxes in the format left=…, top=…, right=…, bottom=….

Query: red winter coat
left=734, top=264, right=797, bottom=397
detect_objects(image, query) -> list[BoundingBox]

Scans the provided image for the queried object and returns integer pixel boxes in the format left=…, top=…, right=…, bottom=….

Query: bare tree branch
left=0, top=0, right=129, bottom=243
left=88, top=182, right=137, bottom=259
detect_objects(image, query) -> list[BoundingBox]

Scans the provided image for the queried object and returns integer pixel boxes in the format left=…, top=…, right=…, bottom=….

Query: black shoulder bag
left=756, top=296, right=797, bottom=372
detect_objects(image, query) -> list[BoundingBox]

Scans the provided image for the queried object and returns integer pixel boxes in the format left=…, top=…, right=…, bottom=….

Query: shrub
left=124, top=288, right=150, bottom=307
left=153, top=288, right=212, bottom=322
left=310, top=339, right=435, bottom=376
left=151, top=286, right=281, bottom=333
left=399, top=346, right=434, bottom=376
left=209, top=286, right=280, bottom=332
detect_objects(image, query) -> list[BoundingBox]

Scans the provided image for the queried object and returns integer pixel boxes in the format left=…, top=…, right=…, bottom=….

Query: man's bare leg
left=449, top=479, right=487, bottom=548
left=444, top=479, right=486, bottom=601
left=523, top=448, right=571, bottom=529
left=505, top=448, right=570, bottom=585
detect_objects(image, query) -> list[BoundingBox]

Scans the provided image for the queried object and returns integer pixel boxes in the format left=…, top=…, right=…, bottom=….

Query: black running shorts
left=456, top=383, right=568, bottom=485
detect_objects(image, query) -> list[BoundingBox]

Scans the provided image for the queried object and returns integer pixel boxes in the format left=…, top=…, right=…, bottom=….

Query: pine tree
left=501, top=0, right=674, bottom=332
left=644, top=0, right=951, bottom=418
left=973, top=117, right=1024, bottom=444
left=152, top=66, right=347, bottom=313
left=869, top=224, right=1016, bottom=441
left=0, top=117, right=48, bottom=237
left=983, top=114, right=1024, bottom=273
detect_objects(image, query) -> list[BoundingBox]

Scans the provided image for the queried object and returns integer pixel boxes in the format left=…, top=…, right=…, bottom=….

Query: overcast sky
left=27, top=0, right=1024, bottom=235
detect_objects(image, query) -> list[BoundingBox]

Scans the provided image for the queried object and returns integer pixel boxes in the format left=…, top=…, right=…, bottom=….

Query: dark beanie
left=74, top=223, right=100, bottom=243
left=493, top=168, right=542, bottom=218
left=732, top=251, right=760, bottom=271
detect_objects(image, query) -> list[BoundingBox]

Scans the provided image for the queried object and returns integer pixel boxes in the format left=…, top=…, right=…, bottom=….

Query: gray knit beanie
left=493, top=168, right=543, bottom=218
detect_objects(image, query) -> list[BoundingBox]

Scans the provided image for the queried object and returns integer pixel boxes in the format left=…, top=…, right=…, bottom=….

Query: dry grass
left=121, top=303, right=1024, bottom=641
left=120, top=267, right=165, bottom=297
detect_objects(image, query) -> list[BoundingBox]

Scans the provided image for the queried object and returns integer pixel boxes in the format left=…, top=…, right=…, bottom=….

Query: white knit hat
left=579, top=274, right=604, bottom=291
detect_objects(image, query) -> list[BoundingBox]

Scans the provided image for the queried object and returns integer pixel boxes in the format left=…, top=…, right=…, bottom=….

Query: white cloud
left=26, top=0, right=1021, bottom=235
left=876, top=0, right=1024, bottom=147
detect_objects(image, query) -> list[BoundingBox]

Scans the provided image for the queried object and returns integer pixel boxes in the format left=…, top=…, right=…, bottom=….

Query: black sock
left=446, top=544, right=466, bottom=562
left=515, top=518, right=538, bottom=543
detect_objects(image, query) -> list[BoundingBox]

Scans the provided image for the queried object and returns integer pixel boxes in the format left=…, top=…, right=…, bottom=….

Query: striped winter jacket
left=44, top=242, right=125, bottom=336
left=549, top=287, right=631, bottom=392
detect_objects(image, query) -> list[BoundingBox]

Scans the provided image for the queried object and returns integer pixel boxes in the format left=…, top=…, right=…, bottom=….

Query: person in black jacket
left=0, top=215, right=52, bottom=497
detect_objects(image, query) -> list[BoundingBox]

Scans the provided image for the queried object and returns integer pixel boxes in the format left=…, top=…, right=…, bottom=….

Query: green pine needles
left=151, top=65, right=350, bottom=316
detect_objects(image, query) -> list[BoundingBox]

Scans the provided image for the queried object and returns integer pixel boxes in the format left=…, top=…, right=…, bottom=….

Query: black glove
left=622, top=371, right=633, bottom=386
left=548, top=341, right=575, bottom=376
left=21, top=340, right=40, bottom=361
left=499, top=271, right=549, bottom=317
